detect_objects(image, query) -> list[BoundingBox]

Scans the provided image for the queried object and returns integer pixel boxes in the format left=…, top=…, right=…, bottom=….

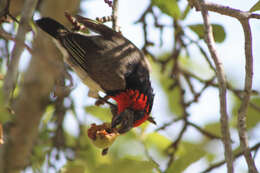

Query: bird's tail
left=35, top=17, right=69, bottom=39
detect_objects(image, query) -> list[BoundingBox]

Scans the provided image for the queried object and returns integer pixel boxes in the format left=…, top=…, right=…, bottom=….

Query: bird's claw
left=111, top=109, right=134, bottom=134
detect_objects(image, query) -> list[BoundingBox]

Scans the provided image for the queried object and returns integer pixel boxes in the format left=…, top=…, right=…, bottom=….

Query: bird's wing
left=60, top=32, right=143, bottom=92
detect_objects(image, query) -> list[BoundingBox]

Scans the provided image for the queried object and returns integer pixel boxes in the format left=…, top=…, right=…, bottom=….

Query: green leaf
left=0, top=107, right=12, bottom=123
left=65, top=131, right=77, bottom=147
left=166, top=141, right=206, bottom=173
left=205, top=152, right=216, bottom=163
left=161, top=77, right=183, bottom=116
left=152, top=0, right=181, bottom=19
left=233, top=145, right=242, bottom=156
left=95, top=158, right=156, bottom=173
left=61, top=165, right=85, bottom=173
left=42, top=105, right=54, bottom=124
left=204, top=122, right=222, bottom=137
left=30, top=144, right=50, bottom=171
left=231, top=96, right=260, bottom=129
left=188, top=24, right=226, bottom=43
left=145, top=132, right=171, bottom=151
left=250, top=1, right=260, bottom=12
left=181, top=5, right=190, bottom=20
left=61, top=160, right=87, bottom=173
left=85, top=106, right=112, bottom=122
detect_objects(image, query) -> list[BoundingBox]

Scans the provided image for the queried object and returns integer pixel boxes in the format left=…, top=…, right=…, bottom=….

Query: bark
left=0, top=0, right=81, bottom=172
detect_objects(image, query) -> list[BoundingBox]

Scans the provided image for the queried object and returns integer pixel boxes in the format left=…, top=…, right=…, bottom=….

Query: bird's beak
left=111, top=109, right=134, bottom=134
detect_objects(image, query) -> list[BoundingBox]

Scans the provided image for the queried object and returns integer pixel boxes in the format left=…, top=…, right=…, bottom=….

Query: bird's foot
left=65, top=12, right=85, bottom=31
left=111, top=109, right=134, bottom=134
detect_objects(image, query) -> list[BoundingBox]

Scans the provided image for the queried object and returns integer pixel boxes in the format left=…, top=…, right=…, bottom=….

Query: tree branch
left=3, top=0, right=37, bottom=105
left=112, top=0, right=119, bottom=31
left=0, top=27, right=32, bottom=53
left=1, top=34, right=63, bottom=173
left=189, top=0, right=259, bottom=172
left=202, top=142, right=260, bottom=173
left=189, top=1, right=260, bottom=20
left=187, top=121, right=222, bottom=140
left=165, top=121, right=188, bottom=171
left=192, top=0, right=234, bottom=172
left=0, top=1, right=81, bottom=173
left=237, top=19, right=258, bottom=173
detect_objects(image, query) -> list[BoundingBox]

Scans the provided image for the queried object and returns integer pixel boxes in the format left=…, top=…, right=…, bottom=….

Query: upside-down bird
left=36, top=15, right=155, bottom=133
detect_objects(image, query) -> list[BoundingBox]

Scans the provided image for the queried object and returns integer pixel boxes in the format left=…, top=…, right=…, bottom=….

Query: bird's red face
left=110, top=89, right=151, bottom=133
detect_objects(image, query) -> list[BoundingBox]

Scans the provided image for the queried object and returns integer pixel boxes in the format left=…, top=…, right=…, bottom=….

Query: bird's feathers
left=36, top=17, right=69, bottom=39
left=36, top=16, right=155, bottom=130
left=36, top=17, right=153, bottom=109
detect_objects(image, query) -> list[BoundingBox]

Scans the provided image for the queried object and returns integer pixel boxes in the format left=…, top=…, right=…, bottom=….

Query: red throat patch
left=110, top=89, right=150, bottom=127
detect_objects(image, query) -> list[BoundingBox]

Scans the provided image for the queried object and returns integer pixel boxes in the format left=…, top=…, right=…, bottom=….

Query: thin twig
left=155, top=117, right=184, bottom=131
left=165, top=121, right=188, bottom=171
left=142, top=141, right=162, bottom=173
left=0, top=28, right=32, bottom=53
left=104, top=0, right=113, bottom=8
left=194, top=0, right=234, bottom=172
left=3, top=0, right=37, bottom=105
left=237, top=19, right=258, bottom=172
left=186, top=37, right=216, bottom=72
left=112, top=0, right=119, bottom=31
left=190, top=1, right=260, bottom=20
left=202, top=142, right=260, bottom=173
left=135, top=4, right=153, bottom=49
left=181, top=69, right=260, bottom=113
left=190, top=0, right=259, bottom=171
left=187, top=121, right=222, bottom=140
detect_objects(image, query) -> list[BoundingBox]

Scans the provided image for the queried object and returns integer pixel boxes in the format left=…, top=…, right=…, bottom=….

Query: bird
left=35, top=15, right=155, bottom=133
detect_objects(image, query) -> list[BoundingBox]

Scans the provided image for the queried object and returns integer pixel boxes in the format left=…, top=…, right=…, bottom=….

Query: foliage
left=231, top=96, right=260, bottom=130
left=166, top=142, right=207, bottom=173
left=152, top=0, right=181, bottom=19
left=0, top=0, right=260, bottom=173
left=188, top=24, right=226, bottom=43
left=250, top=0, right=260, bottom=12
